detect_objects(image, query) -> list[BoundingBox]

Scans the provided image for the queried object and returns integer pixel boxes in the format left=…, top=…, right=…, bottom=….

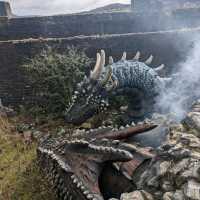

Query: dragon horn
left=121, top=52, right=127, bottom=61
left=133, top=51, right=141, bottom=61
left=90, top=52, right=101, bottom=80
left=109, top=56, right=114, bottom=65
left=145, top=55, right=154, bottom=65
left=100, top=49, right=105, bottom=68
left=155, top=64, right=165, bottom=72
left=90, top=50, right=105, bottom=80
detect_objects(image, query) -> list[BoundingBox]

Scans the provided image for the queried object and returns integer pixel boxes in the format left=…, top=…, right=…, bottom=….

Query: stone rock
left=161, top=181, right=174, bottom=192
left=173, top=190, right=185, bottom=200
left=184, top=180, right=200, bottom=200
left=156, top=161, right=171, bottom=177
left=163, top=192, right=174, bottom=200
left=191, top=100, right=200, bottom=112
left=184, top=112, right=200, bottom=135
left=120, top=191, right=153, bottom=200
left=147, top=176, right=159, bottom=188
left=170, top=158, right=190, bottom=176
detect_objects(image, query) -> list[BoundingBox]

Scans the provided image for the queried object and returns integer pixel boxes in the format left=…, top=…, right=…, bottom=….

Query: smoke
left=156, top=37, right=200, bottom=120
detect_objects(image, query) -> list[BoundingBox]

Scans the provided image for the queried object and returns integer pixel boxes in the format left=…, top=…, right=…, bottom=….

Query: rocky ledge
left=114, top=100, right=200, bottom=200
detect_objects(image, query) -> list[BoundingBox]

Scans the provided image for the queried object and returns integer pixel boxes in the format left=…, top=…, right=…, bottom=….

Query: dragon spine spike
left=100, top=49, right=105, bottom=68
left=145, top=55, right=154, bottom=65
left=121, top=52, right=127, bottom=60
left=90, top=53, right=101, bottom=80
left=161, top=77, right=173, bottom=83
left=133, top=51, right=141, bottom=60
left=109, top=56, right=114, bottom=65
left=155, top=64, right=165, bottom=72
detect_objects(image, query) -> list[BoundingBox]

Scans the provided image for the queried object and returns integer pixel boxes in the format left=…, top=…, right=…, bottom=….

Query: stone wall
left=0, top=27, right=198, bottom=105
left=0, top=9, right=200, bottom=41
left=1, top=1, right=200, bottom=106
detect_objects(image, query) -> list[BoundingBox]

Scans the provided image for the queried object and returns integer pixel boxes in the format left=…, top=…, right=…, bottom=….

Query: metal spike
left=90, top=52, right=102, bottom=80
left=121, top=52, right=127, bottom=60
left=87, top=194, right=93, bottom=199
left=83, top=190, right=90, bottom=195
left=122, top=171, right=132, bottom=180
left=155, top=64, right=165, bottom=72
left=162, top=77, right=173, bottom=83
left=133, top=51, right=141, bottom=61
left=145, top=55, right=154, bottom=65
left=109, top=56, right=114, bottom=65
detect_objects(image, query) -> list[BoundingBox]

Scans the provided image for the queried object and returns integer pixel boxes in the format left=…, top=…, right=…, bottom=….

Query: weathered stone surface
left=156, top=161, right=171, bottom=177
left=161, top=181, right=174, bottom=192
left=184, top=112, right=200, bottom=134
left=0, top=26, right=199, bottom=106
left=163, top=192, right=174, bottom=200
left=131, top=101, right=200, bottom=199
left=120, top=190, right=153, bottom=200
left=173, top=190, right=185, bottom=200
left=184, top=180, right=200, bottom=200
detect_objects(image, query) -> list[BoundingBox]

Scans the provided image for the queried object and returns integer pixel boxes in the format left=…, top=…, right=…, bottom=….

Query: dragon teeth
left=73, top=178, right=78, bottom=183
left=71, top=175, right=76, bottom=179
left=87, top=194, right=93, bottom=199
left=77, top=182, right=82, bottom=188
left=131, top=122, right=135, bottom=126
left=112, top=140, right=120, bottom=145
left=81, top=186, right=85, bottom=190
left=113, top=163, right=120, bottom=171
left=122, top=171, right=132, bottom=180
left=83, top=190, right=90, bottom=195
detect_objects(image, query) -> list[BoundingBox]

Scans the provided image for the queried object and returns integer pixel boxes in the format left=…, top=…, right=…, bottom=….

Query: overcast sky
left=8, top=0, right=130, bottom=16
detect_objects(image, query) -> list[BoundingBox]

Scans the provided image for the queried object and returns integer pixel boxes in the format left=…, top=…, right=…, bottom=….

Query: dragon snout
left=65, top=106, right=97, bottom=125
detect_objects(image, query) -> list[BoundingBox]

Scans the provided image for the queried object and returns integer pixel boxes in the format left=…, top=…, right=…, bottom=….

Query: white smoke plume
left=156, top=37, right=200, bottom=120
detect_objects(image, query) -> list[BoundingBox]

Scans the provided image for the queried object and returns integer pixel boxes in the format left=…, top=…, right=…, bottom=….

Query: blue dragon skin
left=65, top=50, right=170, bottom=125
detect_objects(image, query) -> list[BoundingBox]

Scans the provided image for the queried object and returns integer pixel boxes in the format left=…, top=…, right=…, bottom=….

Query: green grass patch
left=0, top=117, right=57, bottom=200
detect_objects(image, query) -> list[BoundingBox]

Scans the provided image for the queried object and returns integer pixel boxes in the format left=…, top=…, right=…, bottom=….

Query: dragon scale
left=65, top=50, right=170, bottom=124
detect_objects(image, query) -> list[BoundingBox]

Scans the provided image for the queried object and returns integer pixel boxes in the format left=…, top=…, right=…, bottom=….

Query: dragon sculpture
left=38, top=122, right=158, bottom=200
left=38, top=50, right=172, bottom=200
left=65, top=50, right=171, bottom=125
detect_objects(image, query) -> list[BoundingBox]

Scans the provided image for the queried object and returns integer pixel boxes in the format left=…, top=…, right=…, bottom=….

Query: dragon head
left=65, top=50, right=117, bottom=125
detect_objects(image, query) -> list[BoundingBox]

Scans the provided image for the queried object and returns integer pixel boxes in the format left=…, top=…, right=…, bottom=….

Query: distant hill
left=81, top=1, right=200, bottom=15
left=80, top=3, right=131, bottom=14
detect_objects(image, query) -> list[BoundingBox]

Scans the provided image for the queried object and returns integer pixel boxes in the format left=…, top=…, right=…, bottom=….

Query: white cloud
left=8, top=0, right=130, bottom=16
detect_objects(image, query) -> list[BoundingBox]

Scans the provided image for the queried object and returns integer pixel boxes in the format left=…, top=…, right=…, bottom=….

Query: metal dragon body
left=65, top=50, right=171, bottom=125
left=38, top=123, right=158, bottom=200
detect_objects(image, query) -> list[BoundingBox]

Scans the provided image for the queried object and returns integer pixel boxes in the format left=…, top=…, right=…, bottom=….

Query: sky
left=8, top=0, right=130, bottom=16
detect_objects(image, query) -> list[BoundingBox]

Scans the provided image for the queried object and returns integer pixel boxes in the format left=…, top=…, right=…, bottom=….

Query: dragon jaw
left=38, top=123, right=156, bottom=200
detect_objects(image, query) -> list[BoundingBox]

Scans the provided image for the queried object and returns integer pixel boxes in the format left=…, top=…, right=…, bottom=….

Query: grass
left=0, top=116, right=57, bottom=200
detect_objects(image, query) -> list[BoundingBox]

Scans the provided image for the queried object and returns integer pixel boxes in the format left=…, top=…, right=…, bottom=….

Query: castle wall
left=0, top=2, right=200, bottom=106
left=0, top=28, right=197, bottom=105
left=0, top=10, right=200, bottom=41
